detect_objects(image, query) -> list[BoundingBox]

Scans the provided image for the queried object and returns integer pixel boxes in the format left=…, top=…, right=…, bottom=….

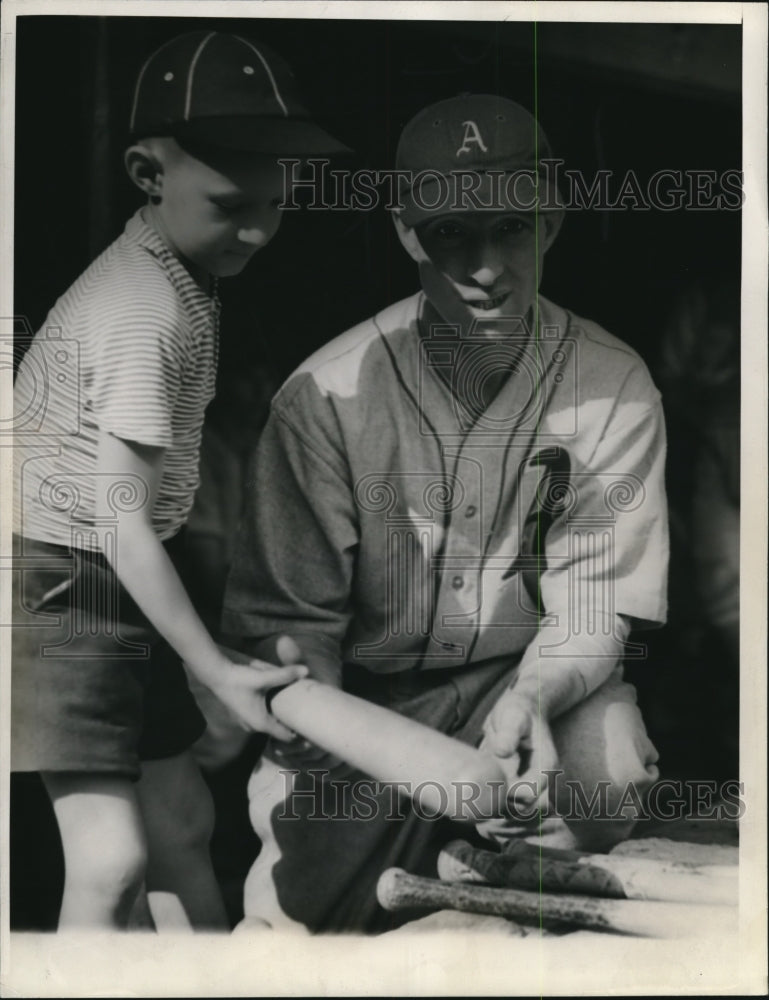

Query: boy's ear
left=541, top=208, right=565, bottom=252
left=124, top=143, right=165, bottom=200
left=392, top=213, right=430, bottom=264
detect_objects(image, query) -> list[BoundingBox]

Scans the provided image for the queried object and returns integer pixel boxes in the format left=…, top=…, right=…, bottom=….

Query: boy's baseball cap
left=129, top=31, right=350, bottom=155
left=395, top=94, right=560, bottom=226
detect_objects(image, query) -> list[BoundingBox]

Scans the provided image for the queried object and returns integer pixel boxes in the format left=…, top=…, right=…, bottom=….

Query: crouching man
left=223, top=95, right=668, bottom=933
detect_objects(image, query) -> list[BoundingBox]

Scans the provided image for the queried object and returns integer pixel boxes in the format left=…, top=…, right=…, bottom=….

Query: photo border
left=1, top=1, right=765, bottom=995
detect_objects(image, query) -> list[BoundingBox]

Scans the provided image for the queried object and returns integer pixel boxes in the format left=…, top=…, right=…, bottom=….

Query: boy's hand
left=198, top=637, right=309, bottom=740
left=479, top=689, right=559, bottom=813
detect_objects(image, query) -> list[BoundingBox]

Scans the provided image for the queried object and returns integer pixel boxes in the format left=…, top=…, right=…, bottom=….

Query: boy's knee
left=76, top=836, right=148, bottom=906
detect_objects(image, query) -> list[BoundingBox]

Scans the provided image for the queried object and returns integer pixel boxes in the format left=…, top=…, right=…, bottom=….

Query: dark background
left=11, top=15, right=742, bottom=930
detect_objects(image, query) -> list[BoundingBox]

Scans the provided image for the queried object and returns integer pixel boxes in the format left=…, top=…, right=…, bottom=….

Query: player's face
left=154, top=146, right=290, bottom=280
left=415, top=211, right=557, bottom=323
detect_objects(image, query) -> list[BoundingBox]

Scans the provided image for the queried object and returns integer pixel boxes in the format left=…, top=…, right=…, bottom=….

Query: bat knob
left=376, top=867, right=406, bottom=911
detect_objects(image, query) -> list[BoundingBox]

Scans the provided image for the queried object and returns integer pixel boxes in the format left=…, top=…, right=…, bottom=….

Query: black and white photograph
left=1, top=1, right=766, bottom=995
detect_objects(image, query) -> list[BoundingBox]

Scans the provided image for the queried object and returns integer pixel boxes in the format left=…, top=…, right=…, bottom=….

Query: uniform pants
left=243, top=656, right=659, bottom=934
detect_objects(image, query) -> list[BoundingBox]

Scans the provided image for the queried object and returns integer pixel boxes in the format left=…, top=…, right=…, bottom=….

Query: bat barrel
left=270, top=679, right=508, bottom=821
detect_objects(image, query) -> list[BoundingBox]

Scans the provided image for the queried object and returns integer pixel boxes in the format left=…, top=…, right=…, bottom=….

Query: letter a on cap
left=457, top=120, right=488, bottom=157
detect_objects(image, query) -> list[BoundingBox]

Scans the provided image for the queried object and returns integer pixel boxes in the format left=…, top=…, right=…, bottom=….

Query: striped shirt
left=13, top=210, right=220, bottom=550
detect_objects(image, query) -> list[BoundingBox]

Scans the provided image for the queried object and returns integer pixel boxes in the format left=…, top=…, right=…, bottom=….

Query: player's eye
left=433, top=222, right=465, bottom=241
left=497, top=217, right=529, bottom=236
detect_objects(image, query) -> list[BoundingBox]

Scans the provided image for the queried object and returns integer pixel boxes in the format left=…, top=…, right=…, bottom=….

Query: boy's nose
left=237, top=210, right=282, bottom=248
left=237, top=226, right=270, bottom=248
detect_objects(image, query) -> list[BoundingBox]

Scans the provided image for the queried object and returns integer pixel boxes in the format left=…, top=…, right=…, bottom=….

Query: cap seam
left=235, top=34, right=289, bottom=117
left=184, top=32, right=216, bottom=122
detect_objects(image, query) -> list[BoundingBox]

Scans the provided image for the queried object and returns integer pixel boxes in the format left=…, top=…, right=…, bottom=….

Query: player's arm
left=94, top=429, right=306, bottom=737
left=479, top=617, right=631, bottom=809
left=482, top=393, right=668, bottom=805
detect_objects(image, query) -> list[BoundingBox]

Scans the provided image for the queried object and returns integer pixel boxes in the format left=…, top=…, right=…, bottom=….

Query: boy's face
left=154, top=143, right=289, bottom=279
left=415, top=210, right=558, bottom=324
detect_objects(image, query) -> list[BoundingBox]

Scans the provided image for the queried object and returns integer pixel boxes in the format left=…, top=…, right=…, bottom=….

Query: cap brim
left=398, top=170, right=562, bottom=226
left=169, top=116, right=352, bottom=155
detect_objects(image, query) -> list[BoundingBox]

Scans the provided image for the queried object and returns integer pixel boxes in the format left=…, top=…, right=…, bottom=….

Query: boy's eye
left=210, top=199, right=244, bottom=214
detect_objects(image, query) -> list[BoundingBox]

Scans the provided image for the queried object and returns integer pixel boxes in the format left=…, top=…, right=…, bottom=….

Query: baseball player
left=223, top=94, right=668, bottom=933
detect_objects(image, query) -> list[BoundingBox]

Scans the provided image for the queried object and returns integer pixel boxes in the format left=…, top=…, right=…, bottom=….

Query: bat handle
left=377, top=867, right=540, bottom=924
left=376, top=868, right=734, bottom=939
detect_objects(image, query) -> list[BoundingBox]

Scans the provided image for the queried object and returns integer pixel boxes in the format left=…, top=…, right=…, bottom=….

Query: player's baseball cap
left=395, top=94, right=560, bottom=225
left=129, top=31, right=351, bottom=155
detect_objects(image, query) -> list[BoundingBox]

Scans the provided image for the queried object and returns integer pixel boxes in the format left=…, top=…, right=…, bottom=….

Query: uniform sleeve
left=539, top=384, right=669, bottom=634
left=221, top=382, right=360, bottom=685
left=518, top=372, right=669, bottom=701
left=88, top=287, right=188, bottom=447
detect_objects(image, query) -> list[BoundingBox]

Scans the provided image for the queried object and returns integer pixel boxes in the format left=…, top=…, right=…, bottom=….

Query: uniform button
left=452, top=575, right=464, bottom=590
left=465, top=505, right=477, bottom=518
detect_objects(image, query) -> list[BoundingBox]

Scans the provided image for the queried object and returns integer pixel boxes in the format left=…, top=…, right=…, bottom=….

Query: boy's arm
left=95, top=429, right=306, bottom=738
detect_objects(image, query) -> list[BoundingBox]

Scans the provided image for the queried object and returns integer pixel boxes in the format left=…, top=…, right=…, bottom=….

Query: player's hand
left=480, top=689, right=559, bottom=815
left=203, top=637, right=309, bottom=740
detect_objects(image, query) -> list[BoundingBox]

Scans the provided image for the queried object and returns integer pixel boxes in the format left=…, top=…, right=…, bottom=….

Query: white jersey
left=223, top=291, right=668, bottom=676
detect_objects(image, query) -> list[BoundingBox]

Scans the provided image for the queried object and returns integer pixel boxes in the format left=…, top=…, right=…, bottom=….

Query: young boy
left=11, top=30, right=347, bottom=931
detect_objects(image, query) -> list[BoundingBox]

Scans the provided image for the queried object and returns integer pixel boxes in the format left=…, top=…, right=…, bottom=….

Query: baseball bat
left=269, top=679, right=507, bottom=821
left=438, top=840, right=737, bottom=905
left=376, top=868, right=733, bottom=938
left=501, top=837, right=736, bottom=875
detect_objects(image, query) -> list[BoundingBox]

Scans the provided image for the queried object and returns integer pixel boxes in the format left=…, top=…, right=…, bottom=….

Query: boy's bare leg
left=41, top=773, right=148, bottom=930
left=136, top=751, right=228, bottom=931
left=128, top=885, right=157, bottom=930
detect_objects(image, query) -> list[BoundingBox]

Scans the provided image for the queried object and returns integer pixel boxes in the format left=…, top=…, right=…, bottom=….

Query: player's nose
left=467, top=240, right=505, bottom=286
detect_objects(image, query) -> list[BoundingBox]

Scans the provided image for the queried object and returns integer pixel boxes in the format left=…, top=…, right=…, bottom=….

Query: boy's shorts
left=11, top=534, right=207, bottom=780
